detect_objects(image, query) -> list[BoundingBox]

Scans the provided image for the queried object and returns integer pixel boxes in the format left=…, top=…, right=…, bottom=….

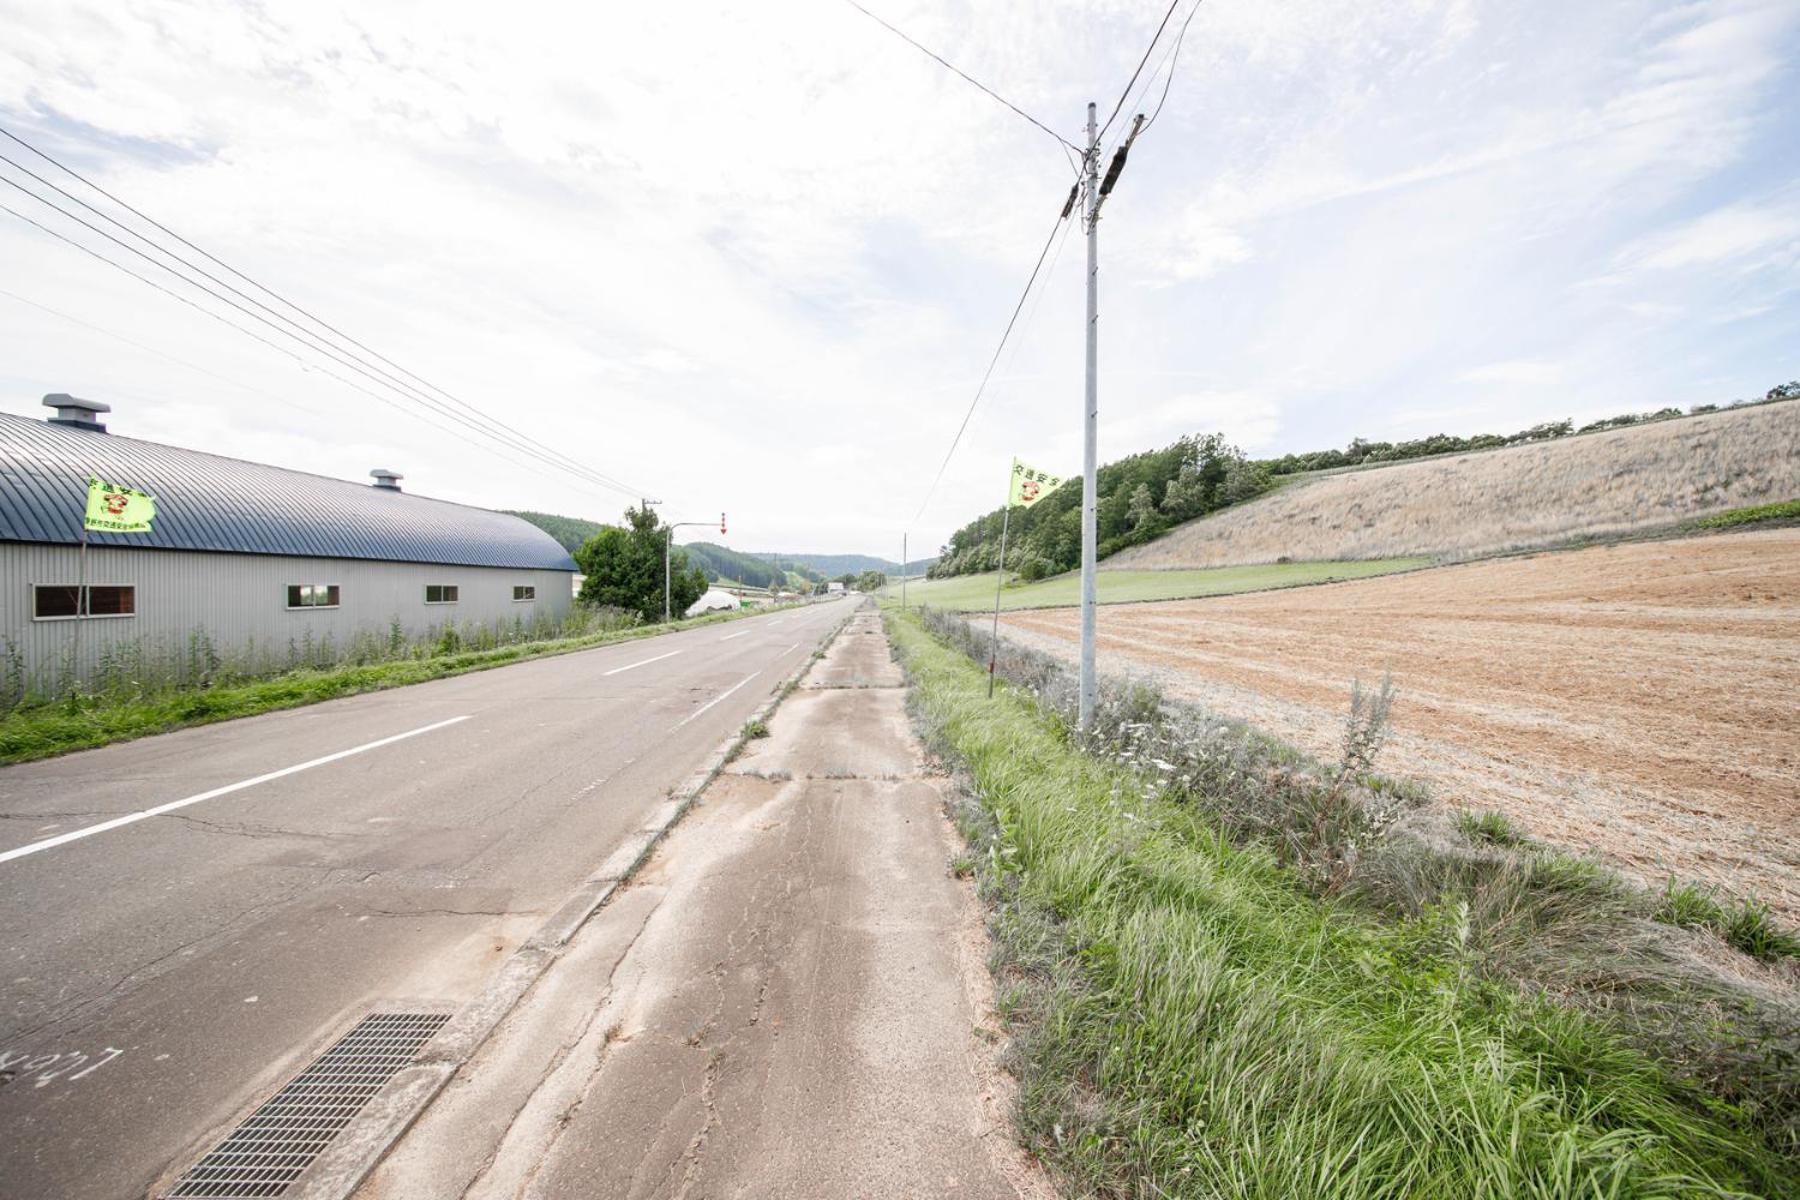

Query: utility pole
left=901, top=532, right=908, bottom=609
left=1078, top=100, right=1100, bottom=732
left=1076, top=106, right=1145, bottom=732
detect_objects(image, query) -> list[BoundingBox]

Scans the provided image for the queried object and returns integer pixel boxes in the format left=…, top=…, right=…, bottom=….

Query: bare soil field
left=1107, top=400, right=1800, bottom=569
left=1001, top=528, right=1800, bottom=920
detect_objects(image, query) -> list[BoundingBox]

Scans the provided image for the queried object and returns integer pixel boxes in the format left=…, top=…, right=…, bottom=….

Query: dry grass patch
left=1110, top=400, right=1799, bottom=568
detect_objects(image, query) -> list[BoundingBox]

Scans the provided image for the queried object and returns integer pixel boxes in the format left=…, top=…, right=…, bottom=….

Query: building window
left=425, top=584, right=459, bottom=604
left=33, top=585, right=136, bottom=620
left=512, top=585, right=536, bottom=602
left=287, top=583, right=341, bottom=609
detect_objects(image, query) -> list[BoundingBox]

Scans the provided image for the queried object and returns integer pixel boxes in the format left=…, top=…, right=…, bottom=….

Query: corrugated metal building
left=1, top=397, right=577, bottom=688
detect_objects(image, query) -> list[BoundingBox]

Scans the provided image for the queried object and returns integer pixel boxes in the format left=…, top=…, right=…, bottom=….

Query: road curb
left=288, top=605, right=859, bottom=1200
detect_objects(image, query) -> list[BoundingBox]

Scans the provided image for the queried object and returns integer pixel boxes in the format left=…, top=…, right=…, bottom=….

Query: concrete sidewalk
left=357, top=606, right=1051, bottom=1200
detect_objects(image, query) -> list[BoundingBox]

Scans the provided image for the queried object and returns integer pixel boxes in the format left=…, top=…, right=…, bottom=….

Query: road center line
left=0, top=715, right=472, bottom=866
left=719, top=630, right=752, bottom=642
left=676, top=672, right=760, bottom=728
left=603, top=649, right=682, bottom=676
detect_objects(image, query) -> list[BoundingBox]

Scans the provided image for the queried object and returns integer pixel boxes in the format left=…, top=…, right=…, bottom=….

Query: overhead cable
left=910, top=200, right=1072, bottom=524
left=837, top=0, right=1080, bottom=154
left=0, top=130, right=656, bottom=499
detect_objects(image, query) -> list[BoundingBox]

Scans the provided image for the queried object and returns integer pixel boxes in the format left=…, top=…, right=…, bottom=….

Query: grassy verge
left=0, top=602, right=815, bottom=765
left=881, top=557, right=1429, bottom=611
left=1692, top=498, right=1800, bottom=530
left=889, top=608, right=1795, bottom=1198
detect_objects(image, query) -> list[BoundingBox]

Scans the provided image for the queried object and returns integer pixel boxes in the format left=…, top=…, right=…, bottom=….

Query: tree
left=855, top=569, right=887, bottom=592
left=574, top=503, right=706, bottom=622
left=1125, top=482, right=1159, bottom=531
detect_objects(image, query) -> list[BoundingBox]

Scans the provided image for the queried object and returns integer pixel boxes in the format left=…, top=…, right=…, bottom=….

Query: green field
left=881, top=557, right=1431, bottom=611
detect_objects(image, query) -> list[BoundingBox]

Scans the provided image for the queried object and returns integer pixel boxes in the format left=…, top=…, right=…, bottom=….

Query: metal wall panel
left=0, top=544, right=575, bottom=689
left=0, top=414, right=579, bottom=570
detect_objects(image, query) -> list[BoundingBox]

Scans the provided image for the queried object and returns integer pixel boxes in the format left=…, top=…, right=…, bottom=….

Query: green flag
left=84, top=476, right=157, bottom=533
left=1007, top=458, right=1063, bottom=509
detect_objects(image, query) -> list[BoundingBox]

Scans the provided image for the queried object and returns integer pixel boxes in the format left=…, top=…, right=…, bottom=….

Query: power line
left=910, top=195, right=1074, bottom=524
left=837, top=0, right=1080, bottom=154
left=0, top=125, right=657, bottom=500
left=0, top=148, right=647, bottom=500
left=0, top=170, right=613, bottom=490
left=1098, top=0, right=1182, bottom=140
left=0, top=201, right=547, bottom=477
left=1141, top=0, right=1205, bottom=135
left=0, top=284, right=332, bottom=420
left=0, top=125, right=640, bottom=498
left=0, top=150, right=581, bottom=478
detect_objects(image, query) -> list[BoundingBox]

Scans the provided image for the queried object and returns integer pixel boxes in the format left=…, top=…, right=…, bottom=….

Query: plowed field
left=1000, top=528, right=1800, bottom=918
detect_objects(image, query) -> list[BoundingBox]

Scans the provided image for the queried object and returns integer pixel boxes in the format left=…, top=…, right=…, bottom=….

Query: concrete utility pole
left=1074, top=105, right=1146, bottom=731
left=901, top=533, right=908, bottom=609
left=1078, top=100, right=1100, bottom=732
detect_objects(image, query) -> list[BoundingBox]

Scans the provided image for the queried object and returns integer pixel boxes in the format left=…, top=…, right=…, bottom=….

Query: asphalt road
left=0, top=597, right=854, bottom=1200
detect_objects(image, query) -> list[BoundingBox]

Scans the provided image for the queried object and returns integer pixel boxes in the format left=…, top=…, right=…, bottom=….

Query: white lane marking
left=676, top=672, right=760, bottom=728
left=0, top=715, right=472, bottom=866
left=603, top=649, right=682, bottom=676
left=783, top=642, right=801, bottom=655
left=719, top=630, right=752, bottom=642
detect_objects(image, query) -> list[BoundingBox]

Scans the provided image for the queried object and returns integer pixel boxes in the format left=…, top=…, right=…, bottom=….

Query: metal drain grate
left=164, top=1011, right=450, bottom=1198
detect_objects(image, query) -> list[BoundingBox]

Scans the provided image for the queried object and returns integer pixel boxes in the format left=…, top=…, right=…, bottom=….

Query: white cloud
left=0, top=0, right=1794, bottom=555
left=1616, top=195, right=1800, bottom=272
left=1459, top=361, right=1564, bottom=386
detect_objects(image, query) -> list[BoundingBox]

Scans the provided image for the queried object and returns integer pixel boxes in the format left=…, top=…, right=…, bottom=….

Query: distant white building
left=0, top=396, right=577, bottom=688
left=686, top=588, right=740, bottom=616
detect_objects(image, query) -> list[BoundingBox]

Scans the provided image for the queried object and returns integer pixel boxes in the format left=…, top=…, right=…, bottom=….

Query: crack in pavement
left=4, top=864, right=364, bottom=1045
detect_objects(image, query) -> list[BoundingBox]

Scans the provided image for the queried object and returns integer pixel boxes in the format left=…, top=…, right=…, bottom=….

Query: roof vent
left=43, top=393, right=110, bottom=432
left=370, top=468, right=403, bottom=492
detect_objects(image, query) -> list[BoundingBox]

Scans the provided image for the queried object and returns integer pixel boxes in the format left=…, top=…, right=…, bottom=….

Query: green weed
left=1692, top=498, right=1800, bottom=529
left=1457, top=808, right=1526, bottom=846
left=891, top=608, right=1796, bottom=1194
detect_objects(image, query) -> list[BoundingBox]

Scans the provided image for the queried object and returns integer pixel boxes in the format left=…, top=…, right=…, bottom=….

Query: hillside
left=778, top=552, right=934, bottom=577
left=505, top=510, right=604, bottom=554
left=505, top=515, right=832, bottom=590
left=681, top=543, right=821, bottom=590
left=1106, top=399, right=1800, bottom=569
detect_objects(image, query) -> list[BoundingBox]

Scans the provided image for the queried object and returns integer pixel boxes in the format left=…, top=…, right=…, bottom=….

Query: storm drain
left=164, top=1010, right=450, bottom=1198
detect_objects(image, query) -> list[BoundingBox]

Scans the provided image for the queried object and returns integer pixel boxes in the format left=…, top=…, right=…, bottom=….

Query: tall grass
left=1109, top=400, right=1800, bottom=568
left=893, top=608, right=1798, bottom=1196
left=0, top=603, right=800, bottom=764
left=1, top=605, right=642, bottom=715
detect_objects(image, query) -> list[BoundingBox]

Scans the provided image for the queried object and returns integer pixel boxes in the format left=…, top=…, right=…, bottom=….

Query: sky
left=0, top=0, right=1795, bottom=559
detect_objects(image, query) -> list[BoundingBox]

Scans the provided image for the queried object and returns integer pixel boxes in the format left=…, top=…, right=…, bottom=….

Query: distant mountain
left=775, top=552, right=937, bottom=577
left=681, top=543, right=822, bottom=590
left=506, top=510, right=606, bottom=554
left=505, top=513, right=933, bottom=583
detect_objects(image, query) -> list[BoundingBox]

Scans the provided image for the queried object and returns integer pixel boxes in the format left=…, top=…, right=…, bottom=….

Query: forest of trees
left=928, top=384, right=1800, bottom=579
left=506, top=510, right=604, bottom=554
left=681, top=543, right=821, bottom=591
left=930, top=434, right=1267, bottom=579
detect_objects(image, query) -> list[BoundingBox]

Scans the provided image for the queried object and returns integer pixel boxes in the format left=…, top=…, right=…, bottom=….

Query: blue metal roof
left=0, top=413, right=578, bottom=571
